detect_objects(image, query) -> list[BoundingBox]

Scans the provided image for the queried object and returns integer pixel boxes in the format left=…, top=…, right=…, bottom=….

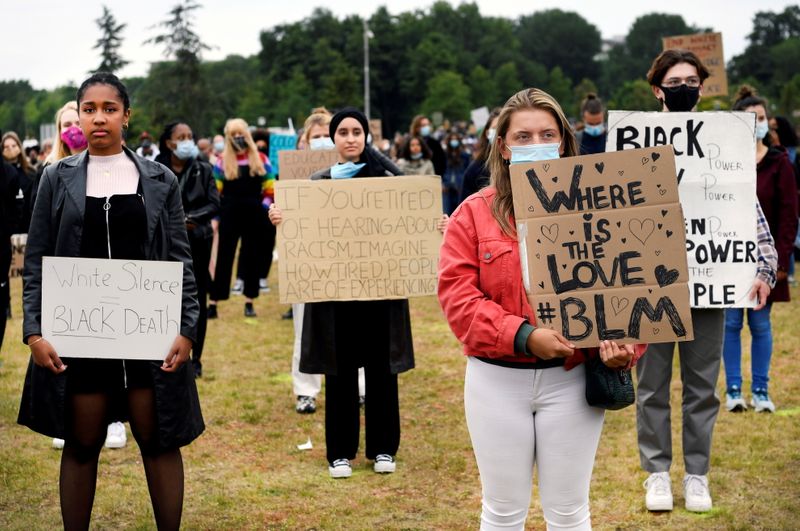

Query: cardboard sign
left=269, top=134, right=297, bottom=176
left=607, top=111, right=757, bottom=308
left=511, top=145, right=693, bottom=347
left=41, top=257, right=183, bottom=360
left=9, top=233, right=26, bottom=278
left=274, top=176, right=442, bottom=304
left=471, top=106, right=490, bottom=129
left=662, top=32, right=728, bottom=97
left=278, top=149, right=339, bottom=181
left=369, top=119, right=383, bottom=143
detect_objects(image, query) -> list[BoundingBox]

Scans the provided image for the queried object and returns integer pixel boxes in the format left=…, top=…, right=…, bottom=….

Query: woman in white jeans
left=438, top=88, right=643, bottom=530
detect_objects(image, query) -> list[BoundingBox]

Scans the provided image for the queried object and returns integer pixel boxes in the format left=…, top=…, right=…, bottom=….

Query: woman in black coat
left=156, top=121, right=220, bottom=378
left=18, top=72, right=202, bottom=531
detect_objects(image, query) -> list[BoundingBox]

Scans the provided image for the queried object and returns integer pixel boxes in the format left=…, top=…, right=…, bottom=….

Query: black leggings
left=60, top=389, right=183, bottom=531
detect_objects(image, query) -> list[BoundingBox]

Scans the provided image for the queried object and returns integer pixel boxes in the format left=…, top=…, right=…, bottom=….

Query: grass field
left=1, top=273, right=798, bottom=530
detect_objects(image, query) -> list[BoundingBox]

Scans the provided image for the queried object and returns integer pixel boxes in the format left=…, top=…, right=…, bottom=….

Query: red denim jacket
left=438, top=187, right=645, bottom=369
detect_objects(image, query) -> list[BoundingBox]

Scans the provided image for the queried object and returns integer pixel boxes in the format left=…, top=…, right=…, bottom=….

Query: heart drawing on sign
left=618, top=170, right=624, bottom=176
left=528, top=205, right=535, bottom=212
left=655, top=250, right=662, bottom=256
left=652, top=152, right=661, bottom=161
left=595, top=162, right=605, bottom=174
left=538, top=281, right=545, bottom=289
left=661, top=209, right=668, bottom=217
left=541, top=224, right=559, bottom=243
left=654, top=265, right=679, bottom=287
left=629, top=218, right=656, bottom=245
left=653, top=328, right=660, bottom=335
left=611, top=296, right=629, bottom=315
left=641, top=157, right=649, bottom=165
left=552, top=176, right=558, bottom=183
left=659, top=189, right=667, bottom=195
left=535, top=253, right=541, bottom=259
left=651, top=166, right=657, bottom=172
left=543, top=163, right=550, bottom=172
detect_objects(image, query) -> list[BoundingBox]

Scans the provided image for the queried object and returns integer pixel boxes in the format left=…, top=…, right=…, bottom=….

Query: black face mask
left=233, top=137, right=248, bottom=151
left=660, top=84, right=700, bottom=112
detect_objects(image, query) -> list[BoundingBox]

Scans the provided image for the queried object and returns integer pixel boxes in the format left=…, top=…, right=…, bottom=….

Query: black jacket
left=300, top=159, right=415, bottom=375
left=18, top=147, right=204, bottom=447
left=1, top=161, right=20, bottom=272
left=156, top=154, right=220, bottom=241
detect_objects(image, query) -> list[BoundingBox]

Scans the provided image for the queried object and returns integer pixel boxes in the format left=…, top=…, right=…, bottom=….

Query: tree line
left=1, top=1, right=798, bottom=142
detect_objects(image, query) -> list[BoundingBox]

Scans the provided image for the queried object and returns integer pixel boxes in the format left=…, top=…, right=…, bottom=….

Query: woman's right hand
left=525, top=328, right=575, bottom=360
left=268, top=204, right=283, bottom=226
left=29, top=336, right=67, bottom=374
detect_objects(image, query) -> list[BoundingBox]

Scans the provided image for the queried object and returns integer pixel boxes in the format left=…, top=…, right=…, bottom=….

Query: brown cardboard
left=274, top=176, right=442, bottom=303
left=369, top=119, right=383, bottom=143
left=662, top=32, right=728, bottom=97
left=9, top=233, right=26, bottom=278
left=278, top=149, right=339, bottom=181
left=510, top=145, right=693, bottom=346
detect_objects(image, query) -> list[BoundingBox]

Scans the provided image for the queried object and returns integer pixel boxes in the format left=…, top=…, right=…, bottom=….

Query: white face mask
left=508, top=142, right=561, bottom=164
left=309, top=137, right=335, bottom=151
left=755, top=121, right=769, bottom=141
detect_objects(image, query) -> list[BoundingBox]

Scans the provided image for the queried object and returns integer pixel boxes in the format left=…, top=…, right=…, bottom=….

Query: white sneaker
left=374, top=454, right=396, bottom=474
left=259, top=278, right=270, bottom=293
left=231, top=278, right=244, bottom=295
left=725, top=386, right=747, bottom=412
left=104, top=422, right=127, bottom=449
left=328, top=458, right=352, bottom=479
left=751, top=390, right=776, bottom=413
left=683, top=474, right=712, bottom=512
left=52, top=438, right=65, bottom=449
left=644, top=471, right=673, bottom=511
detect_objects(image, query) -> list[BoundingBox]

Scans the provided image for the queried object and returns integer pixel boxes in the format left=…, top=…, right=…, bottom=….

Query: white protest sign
left=607, top=111, right=757, bottom=308
left=471, top=106, right=490, bottom=129
left=274, top=176, right=443, bottom=304
left=42, top=257, right=183, bottom=360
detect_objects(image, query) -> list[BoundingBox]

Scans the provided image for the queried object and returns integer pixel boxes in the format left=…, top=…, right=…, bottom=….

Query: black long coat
left=17, top=148, right=204, bottom=448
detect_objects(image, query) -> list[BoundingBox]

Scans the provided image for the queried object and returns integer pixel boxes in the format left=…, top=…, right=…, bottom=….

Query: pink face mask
left=60, top=125, right=87, bottom=151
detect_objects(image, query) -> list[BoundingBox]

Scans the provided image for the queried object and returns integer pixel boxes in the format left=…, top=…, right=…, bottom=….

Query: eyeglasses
left=662, top=76, right=702, bottom=89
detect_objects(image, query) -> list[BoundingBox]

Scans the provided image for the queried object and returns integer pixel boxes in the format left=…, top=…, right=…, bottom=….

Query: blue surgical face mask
left=449, top=139, right=460, bottom=148
left=508, top=142, right=561, bottom=164
left=420, top=125, right=432, bottom=137
left=174, top=140, right=198, bottom=160
left=410, top=152, right=423, bottom=160
left=309, top=137, right=335, bottom=151
left=213, top=141, right=224, bottom=152
left=330, top=161, right=366, bottom=179
left=487, top=128, right=496, bottom=143
left=755, top=120, right=769, bottom=140
left=584, top=124, right=605, bottom=137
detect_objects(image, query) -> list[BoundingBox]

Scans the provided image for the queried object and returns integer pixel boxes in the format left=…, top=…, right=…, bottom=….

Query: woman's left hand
left=437, top=214, right=449, bottom=233
left=598, top=340, right=634, bottom=368
left=162, top=335, right=193, bottom=372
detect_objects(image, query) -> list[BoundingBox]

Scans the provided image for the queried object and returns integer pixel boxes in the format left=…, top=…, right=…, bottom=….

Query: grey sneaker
left=328, top=458, right=352, bottom=479
left=683, top=474, right=712, bottom=512
left=726, top=386, right=747, bottom=412
left=751, top=389, right=776, bottom=413
left=374, top=454, right=396, bottom=474
left=644, top=471, right=673, bottom=511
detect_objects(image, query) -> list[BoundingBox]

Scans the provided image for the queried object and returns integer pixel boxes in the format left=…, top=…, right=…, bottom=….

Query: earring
left=123, top=123, right=129, bottom=130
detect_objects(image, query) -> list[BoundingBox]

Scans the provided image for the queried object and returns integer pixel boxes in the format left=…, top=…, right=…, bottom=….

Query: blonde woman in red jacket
left=438, top=88, right=642, bottom=531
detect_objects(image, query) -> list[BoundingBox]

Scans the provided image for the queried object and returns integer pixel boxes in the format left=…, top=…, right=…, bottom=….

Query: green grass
left=1, top=274, right=798, bottom=530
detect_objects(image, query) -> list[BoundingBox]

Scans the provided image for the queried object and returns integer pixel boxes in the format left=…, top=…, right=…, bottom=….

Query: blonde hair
left=302, top=107, right=332, bottom=145
left=46, top=101, right=79, bottom=164
left=487, top=88, right=578, bottom=236
left=222, top=118, right=266, bottom=180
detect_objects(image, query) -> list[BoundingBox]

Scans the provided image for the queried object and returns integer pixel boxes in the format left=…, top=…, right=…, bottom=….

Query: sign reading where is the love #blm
left=510, top=145, right=694, bottom=347
left=607, top=111, right=757, bottom=308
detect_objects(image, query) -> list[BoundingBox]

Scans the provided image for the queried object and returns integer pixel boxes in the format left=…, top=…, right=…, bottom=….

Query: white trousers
left=464, top=357, right=605, bottom=531
left=291, top=303, right=365, bottom=398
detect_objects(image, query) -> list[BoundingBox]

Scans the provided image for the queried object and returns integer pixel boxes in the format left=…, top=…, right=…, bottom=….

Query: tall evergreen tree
left=93, top=5, right=129, bottom=73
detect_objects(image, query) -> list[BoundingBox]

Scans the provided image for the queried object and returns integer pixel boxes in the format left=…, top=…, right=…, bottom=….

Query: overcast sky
left=3, top=0, right=795, bottom=90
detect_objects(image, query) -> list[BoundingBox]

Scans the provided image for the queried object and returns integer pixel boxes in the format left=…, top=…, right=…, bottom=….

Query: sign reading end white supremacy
left=42, top=257, right=183, bottom=360
left=275, top=176, right=443, bottom=304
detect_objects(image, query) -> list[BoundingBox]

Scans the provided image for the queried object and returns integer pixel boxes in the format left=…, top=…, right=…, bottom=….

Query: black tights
left=60, top=389, right=184, bottom=531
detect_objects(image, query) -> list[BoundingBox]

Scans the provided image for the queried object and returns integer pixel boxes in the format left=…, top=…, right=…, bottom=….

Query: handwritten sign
left=268, top=134, right=297, bottom=176
left=9, top=233, right=26, bottom=278
left=369, top=119, right=383, bottom=144
left=607, top=111, right=757, bottom=308
left=278, top=149, right=339, bottom=181
left=42, top=257, right=183, bottom=360
left=275, top=176, right=442, bottom=303
left=662, top=32, right=728, bottom=97
left=511, top=145, right=693, bottom=347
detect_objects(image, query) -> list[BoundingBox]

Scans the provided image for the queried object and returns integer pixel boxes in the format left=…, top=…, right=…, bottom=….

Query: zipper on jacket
left=105, top=196, right=128, bottom=389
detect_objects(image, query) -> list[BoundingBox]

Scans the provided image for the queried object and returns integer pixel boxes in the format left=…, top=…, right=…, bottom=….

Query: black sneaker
left=192, top=359, right=203, bottom=378
left=295, top=395, right=316, bottom=414
left=207, top=304, right=218, bottom=319
left=281, top=308, right=293, bottom=320
left=244, top=302, right=257, bottom=318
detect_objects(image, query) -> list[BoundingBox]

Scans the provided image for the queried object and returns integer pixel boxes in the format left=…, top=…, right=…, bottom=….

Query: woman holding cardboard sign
left=19, top=72, right=202, bottom=530
left=438, top=88, right=642, bottom=531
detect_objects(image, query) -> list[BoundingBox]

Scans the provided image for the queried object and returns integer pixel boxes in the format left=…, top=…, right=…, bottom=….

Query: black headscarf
left=329, top=107, right=370, bottom=141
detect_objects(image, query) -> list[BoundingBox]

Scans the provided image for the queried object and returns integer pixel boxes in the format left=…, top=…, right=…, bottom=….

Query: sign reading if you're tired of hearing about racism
left=511, top=145, right=693, bottom=347
left=607, top=111, right=757, bottom=308
left=278, top=149, right=339, bottom=181
left=274, top=176, right=443, bottom=304
left=41, top=257, right=183, bottom=360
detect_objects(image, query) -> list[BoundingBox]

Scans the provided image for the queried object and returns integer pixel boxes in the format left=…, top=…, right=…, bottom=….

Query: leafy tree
left=572, top=78, right=600, bottom=117
left=494, top=62, right=522, bottom=104
left=92, top=5, right=129, bottom=73
left=421, top=71, right=471, bottom=120
left=747, top=6, right=800, bottom=47
left=543, top=67, right=572, bottom=109
left=779, top=74, right=800, bottom=116
left=468, top=65, right=497, bottom=109
left=609, top=79, right=661, bottom=112
left=517, top=10, right=601, bottom=84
